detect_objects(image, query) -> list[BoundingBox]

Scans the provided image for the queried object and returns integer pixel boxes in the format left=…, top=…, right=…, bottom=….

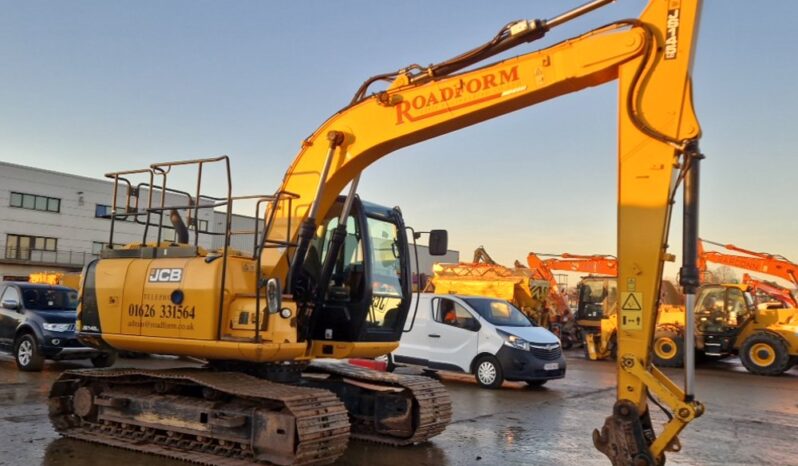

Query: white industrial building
left=0, top=161, right=457, bottom=282
left=0, top=161, right=255, bottom=280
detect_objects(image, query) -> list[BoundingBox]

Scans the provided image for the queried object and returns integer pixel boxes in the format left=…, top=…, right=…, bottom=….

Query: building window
left=95, top=204, right=111, bottom=218
left=96, top=204, right=136, bottom=221
left=92, top=241, right=106, bottom=255
left=189, top=219, right=209, bottom=231
left=10, top=192, right=60, bottom=213
left=5, top=234, right=57, bottom=260
left=162, top=229, right=176, bottom=242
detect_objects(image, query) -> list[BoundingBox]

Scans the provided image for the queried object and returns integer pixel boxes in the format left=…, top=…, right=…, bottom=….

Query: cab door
left=424, top=297, right=480, bottom=372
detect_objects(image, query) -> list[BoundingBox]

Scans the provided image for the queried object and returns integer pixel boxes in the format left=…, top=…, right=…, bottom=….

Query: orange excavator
left=526, top=252, right=618, bottom=313
left=698, top=239, right=798, bottom=306
left=525, top=252, right=618, bottom=348
left=740, top=274, right=797, bottom=309
left=698, top=239, right=798, bottom=286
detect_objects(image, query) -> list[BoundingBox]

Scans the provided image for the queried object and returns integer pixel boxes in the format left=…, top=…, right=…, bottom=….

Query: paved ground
left=1, top=351, right=796, bottom=466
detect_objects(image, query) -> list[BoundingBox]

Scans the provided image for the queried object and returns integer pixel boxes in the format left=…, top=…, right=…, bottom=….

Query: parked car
left=0, top=282, right=116, bottom=371
left=391, top=293, right=566, bottom=388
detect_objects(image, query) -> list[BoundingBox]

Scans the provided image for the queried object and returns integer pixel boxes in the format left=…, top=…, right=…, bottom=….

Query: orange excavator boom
left=699, top=239, right=798, bottom=288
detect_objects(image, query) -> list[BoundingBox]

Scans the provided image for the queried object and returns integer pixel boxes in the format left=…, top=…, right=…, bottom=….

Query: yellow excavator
left=427, top=246, right=551, bottom=325
left=49, top=0, right=706, bottom=464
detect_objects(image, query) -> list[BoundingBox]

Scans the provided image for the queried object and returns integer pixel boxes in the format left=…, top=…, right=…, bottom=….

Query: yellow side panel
left=94, top=259, right=135, bottom=335
left=226, top=298, right=298, bottom=344
left=137, top=258, right=203, bottom=338
left=103, top=334, right=309, bottom=362
left=122, top=259, right=150, bottom=336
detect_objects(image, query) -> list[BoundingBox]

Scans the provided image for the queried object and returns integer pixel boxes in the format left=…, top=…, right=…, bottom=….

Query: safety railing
left=103, top=156, right=299, bottom=342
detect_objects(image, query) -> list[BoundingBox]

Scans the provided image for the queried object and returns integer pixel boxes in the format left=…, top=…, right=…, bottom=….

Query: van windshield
left=462, top=298, right=532, bottom=327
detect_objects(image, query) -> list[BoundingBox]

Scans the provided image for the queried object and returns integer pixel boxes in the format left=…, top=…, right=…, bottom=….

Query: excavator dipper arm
left=263, top=1, right=705, bottom=464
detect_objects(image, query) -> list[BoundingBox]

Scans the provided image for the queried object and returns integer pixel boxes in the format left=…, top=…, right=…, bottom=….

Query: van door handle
left=428, top=334, right=440, bottom=338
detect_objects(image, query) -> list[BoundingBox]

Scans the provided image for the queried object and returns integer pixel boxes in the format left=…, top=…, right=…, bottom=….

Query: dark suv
left=0, top=282, right=116, bottom=371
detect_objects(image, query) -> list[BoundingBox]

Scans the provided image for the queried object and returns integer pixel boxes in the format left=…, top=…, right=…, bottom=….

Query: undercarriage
left=48, top=363, right=451, bottom=465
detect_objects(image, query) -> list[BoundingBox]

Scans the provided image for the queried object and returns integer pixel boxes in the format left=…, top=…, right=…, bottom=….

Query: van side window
left=433, top=298, right=478, bottom=331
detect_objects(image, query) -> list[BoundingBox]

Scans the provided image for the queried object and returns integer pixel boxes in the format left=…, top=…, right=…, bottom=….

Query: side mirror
left=428, top=230, right=448, bottom=256
left=2, top=299, right=20, bottom=311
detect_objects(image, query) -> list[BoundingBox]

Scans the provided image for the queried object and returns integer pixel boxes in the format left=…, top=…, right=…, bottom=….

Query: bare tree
left=709, top=266, right=739, bottom=284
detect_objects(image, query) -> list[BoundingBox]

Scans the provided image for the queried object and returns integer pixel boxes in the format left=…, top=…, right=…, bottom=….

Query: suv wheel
left=91, top=351, right=118, bottom=368
left=15, top=334, right=44, bottom=372
left=474, top=355, right=503, bottom=389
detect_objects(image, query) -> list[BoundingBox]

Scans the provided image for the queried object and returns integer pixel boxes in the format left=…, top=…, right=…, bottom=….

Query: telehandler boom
left=51, top=1, right=706, bottom=464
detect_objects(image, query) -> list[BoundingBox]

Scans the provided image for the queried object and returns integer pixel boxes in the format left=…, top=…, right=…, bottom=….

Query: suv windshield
left=463, top=298, right=532, bottom=327
left=20, top=287, right=78, bottom=311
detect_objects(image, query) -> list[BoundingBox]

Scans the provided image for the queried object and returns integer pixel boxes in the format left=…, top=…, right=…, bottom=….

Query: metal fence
left=1, top=245, right=95, bottom=267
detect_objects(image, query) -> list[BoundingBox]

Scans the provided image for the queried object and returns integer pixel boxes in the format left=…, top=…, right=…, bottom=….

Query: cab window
left=365, top=217, right=405, bottom=330
left=308, top=214, right=365, bottom=303
left=725, top=287, right=750, bottom=325
left=433, top=298, right=479, bottom=331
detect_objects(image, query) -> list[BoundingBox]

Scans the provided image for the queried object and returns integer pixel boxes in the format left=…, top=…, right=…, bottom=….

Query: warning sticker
left=621, top=292, right=642, bottom=311
left=620, top=292, right=643, bottom=330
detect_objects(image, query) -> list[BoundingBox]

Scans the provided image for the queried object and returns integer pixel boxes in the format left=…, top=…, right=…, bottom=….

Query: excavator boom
left=547, top=254, right=619, bottom=276
left=258, top=1, right=705, bottom=463
left=699, top=239, right=798, bottom=287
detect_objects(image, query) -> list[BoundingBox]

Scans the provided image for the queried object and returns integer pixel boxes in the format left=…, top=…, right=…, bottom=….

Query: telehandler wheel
left=740, top=332, right=791, bottom=376
left=651, top=330, right=684, bottom=368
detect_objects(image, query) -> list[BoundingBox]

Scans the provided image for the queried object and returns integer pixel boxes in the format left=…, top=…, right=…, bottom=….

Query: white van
left=391, top=294, right=566, bottom=388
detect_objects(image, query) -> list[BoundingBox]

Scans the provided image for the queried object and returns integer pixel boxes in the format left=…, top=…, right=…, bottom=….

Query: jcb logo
left=148, top=268, right=183, bottom=283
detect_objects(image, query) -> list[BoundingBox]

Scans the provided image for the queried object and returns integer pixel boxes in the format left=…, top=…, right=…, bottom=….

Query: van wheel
left=15, top=334, right=44, bottom=372
left=91, top=351, right=118, bottom=368
left=740, top=332, right=790, bottom=376
left=652, top=330, right=684, bottom=368
left=474, top=356, right=503, bottom=389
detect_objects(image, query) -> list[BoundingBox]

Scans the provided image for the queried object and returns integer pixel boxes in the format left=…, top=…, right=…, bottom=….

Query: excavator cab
left=576, top=277, right=618, bottom=326
left=576, top=277, right=619, bottom=360
left=303, top=196, right=415, bottom=344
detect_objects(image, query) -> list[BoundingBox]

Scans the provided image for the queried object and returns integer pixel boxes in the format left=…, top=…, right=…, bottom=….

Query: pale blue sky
left=1, top=1, right=796, bottom=281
